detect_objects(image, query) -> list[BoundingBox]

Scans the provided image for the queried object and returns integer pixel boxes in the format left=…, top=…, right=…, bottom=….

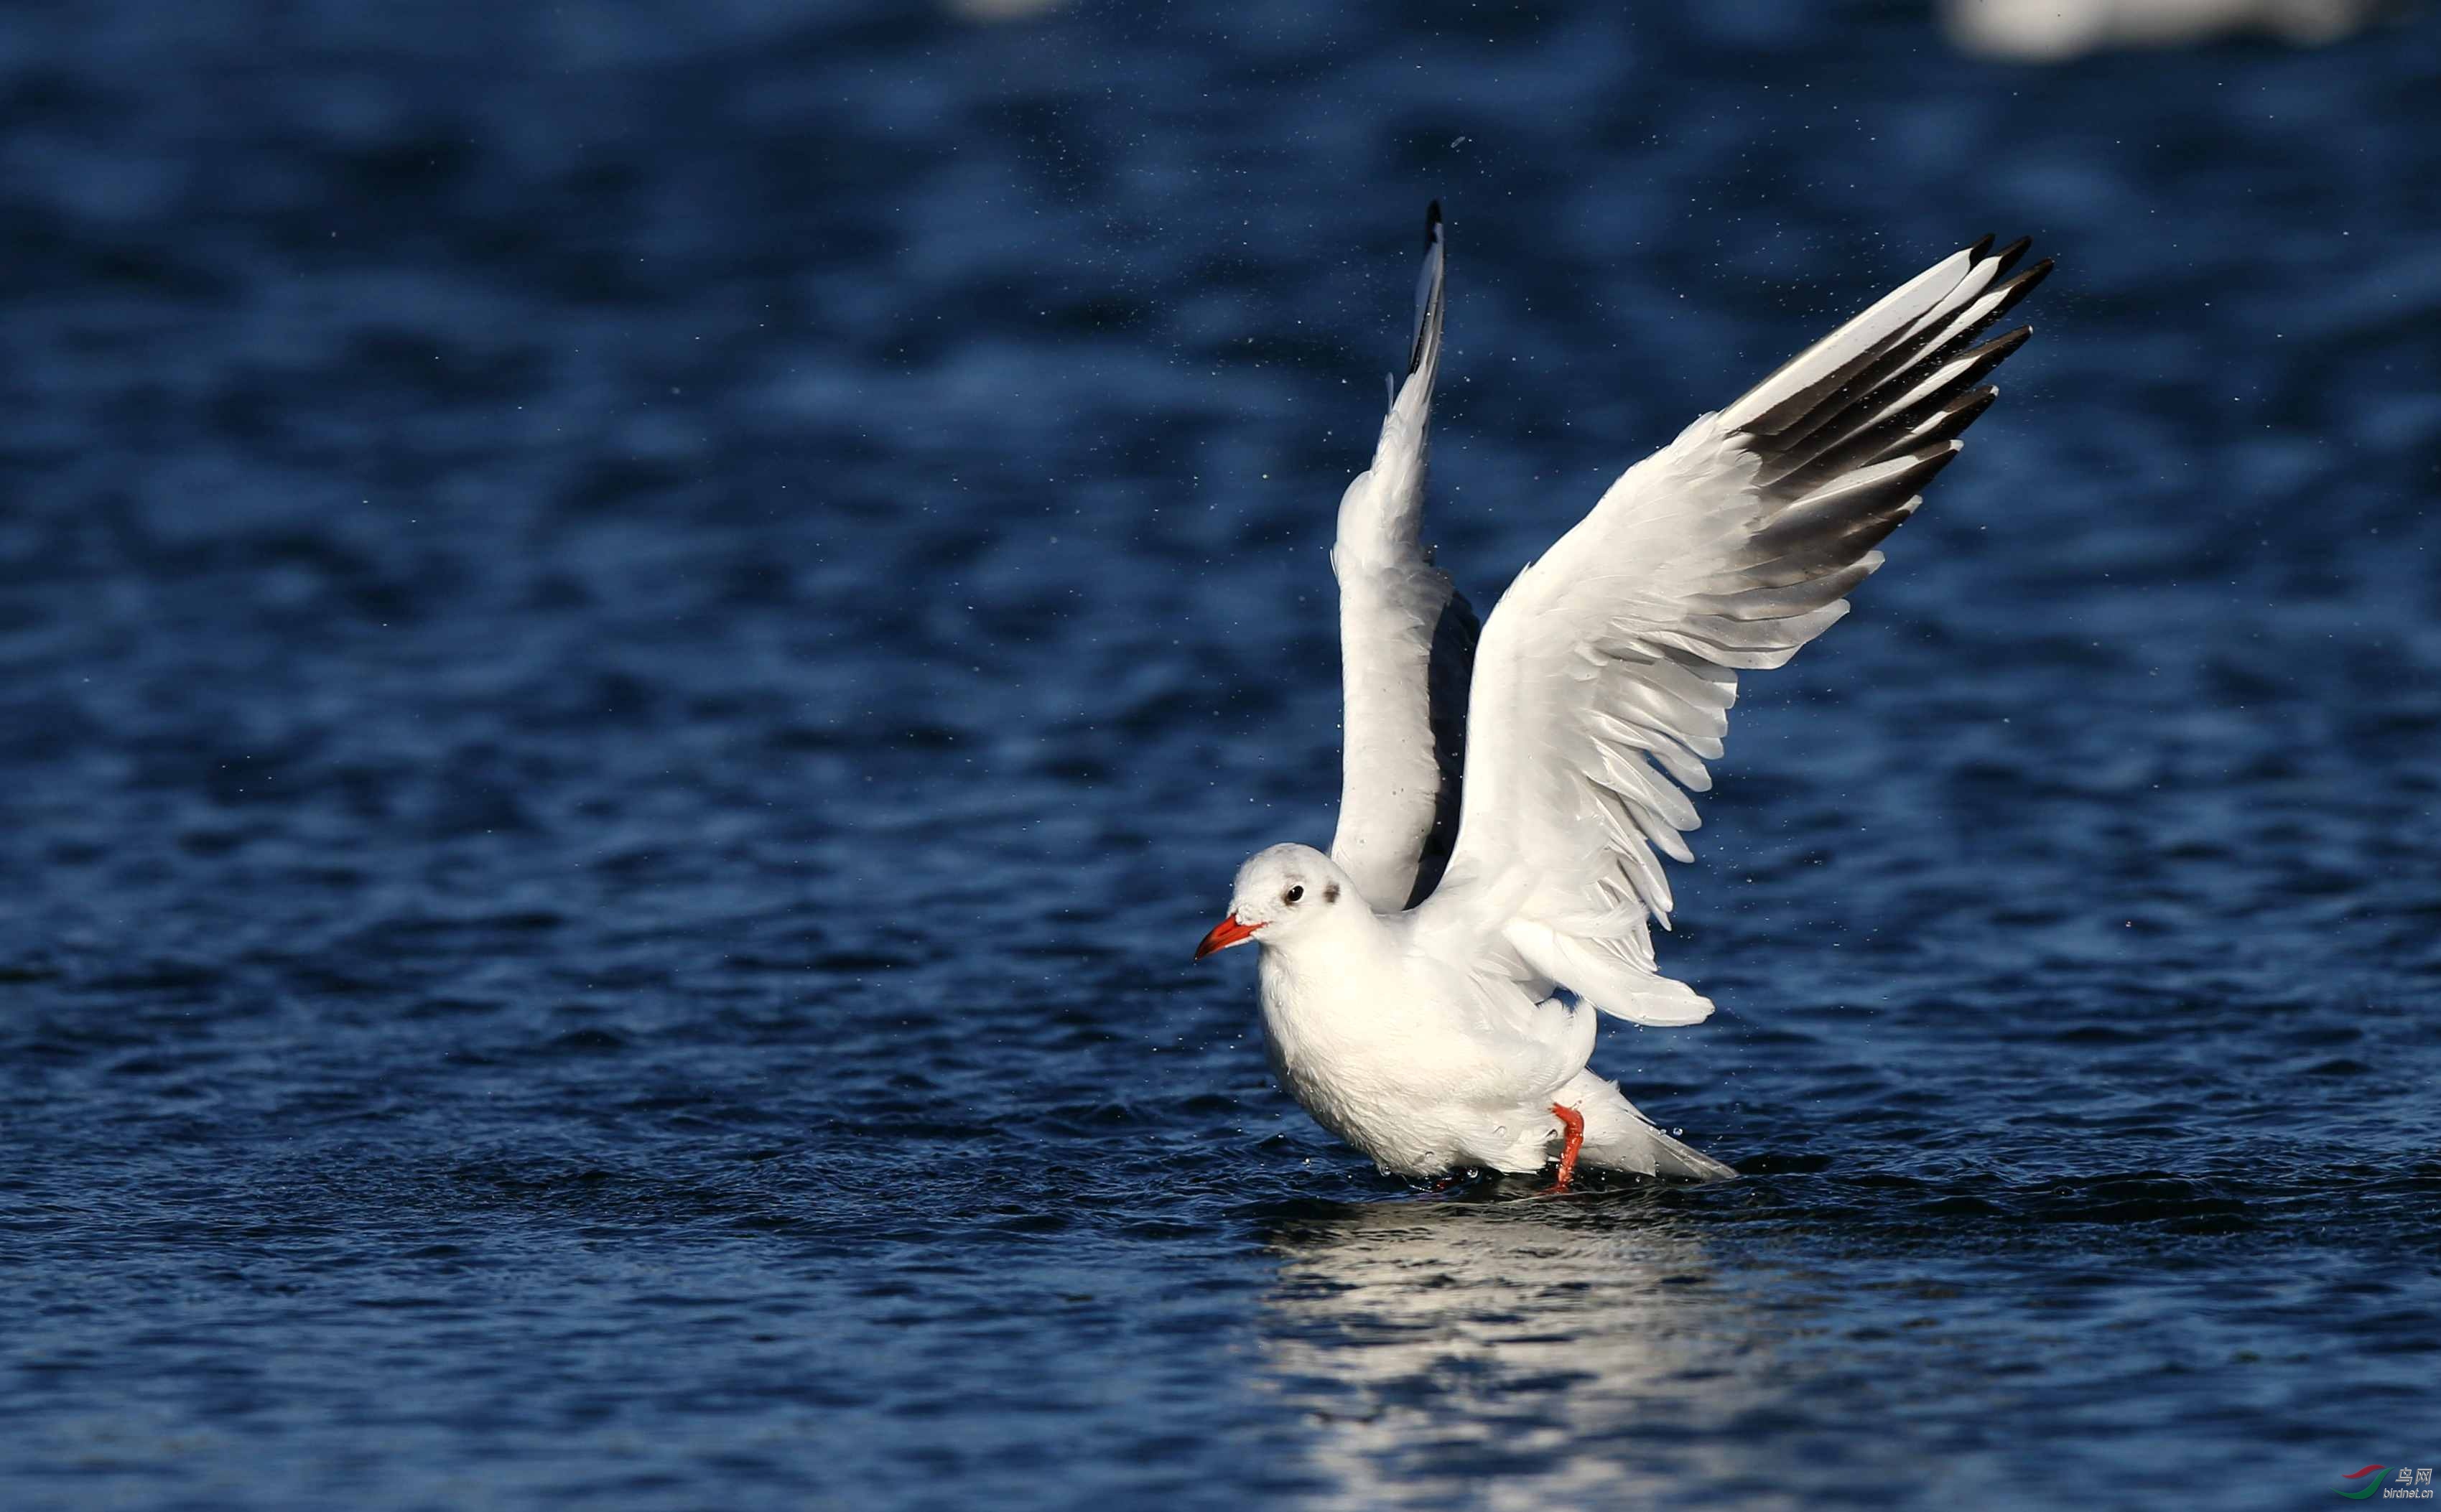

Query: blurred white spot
left=1942, top=0, right=2385, bottom=58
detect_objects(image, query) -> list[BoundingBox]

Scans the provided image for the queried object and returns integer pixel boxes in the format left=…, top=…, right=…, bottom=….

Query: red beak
left=1194, top=913, right=1262, bottom=961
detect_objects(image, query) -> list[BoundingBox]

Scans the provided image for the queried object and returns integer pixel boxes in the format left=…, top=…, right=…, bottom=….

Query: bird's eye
left=1284, top=885, right=1304, bottom=905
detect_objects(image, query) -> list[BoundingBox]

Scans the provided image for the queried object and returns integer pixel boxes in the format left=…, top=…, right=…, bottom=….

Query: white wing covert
left=1329, top=202, right=1479, bottom=910
left=1417, top=237, right=2051, bottom=1025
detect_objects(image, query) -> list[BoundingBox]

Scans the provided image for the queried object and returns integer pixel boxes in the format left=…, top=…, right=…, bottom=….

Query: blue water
left=4, top=2, right=2438, bottom=1508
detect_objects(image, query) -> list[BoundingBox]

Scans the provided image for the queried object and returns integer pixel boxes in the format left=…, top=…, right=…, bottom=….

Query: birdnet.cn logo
left=2340, top=1466, right=2434, bottom=1501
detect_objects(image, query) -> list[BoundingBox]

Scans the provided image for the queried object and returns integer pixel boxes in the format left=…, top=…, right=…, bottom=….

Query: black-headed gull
left=1197, top=205, right=2048, bottom=1187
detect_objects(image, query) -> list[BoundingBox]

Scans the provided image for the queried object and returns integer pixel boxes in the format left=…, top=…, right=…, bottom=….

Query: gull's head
left=1194, top=843, right=1349, bottom=961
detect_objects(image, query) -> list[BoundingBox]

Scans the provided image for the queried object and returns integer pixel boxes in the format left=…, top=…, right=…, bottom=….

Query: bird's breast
left=1254, top=950, right=1485, bottom=1170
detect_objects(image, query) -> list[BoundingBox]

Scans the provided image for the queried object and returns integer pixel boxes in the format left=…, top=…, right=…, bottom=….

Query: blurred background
left=1, top=1, right=2436, bottom=1508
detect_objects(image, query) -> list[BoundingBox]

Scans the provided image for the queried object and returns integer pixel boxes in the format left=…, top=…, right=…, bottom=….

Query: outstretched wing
left=1329, top=202, right=1480, bottom=910
left=1415, top=236, right=2050, bottom=1023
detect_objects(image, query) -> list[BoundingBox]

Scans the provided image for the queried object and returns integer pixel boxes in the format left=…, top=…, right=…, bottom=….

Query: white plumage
left=1198, top=205, right=2048, bottom=1185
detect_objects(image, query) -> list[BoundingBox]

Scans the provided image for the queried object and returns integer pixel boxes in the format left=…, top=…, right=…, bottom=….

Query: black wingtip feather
left=1946, top=383, right=2001, bottom=426
left=1989, top=236, right=2033, bottom=276
left=1749, top=444, right=1958, bottom=562
left=1968, top=233, right=1995, bottom=261
left=1886, top=385, right=1998, bottom=462
left=1919, top=262, right=2050, bottom=368
left=1405, top=205, right=1446, bottom=377
left=1749, top=244, right=2044, bottom=495
left=1979, top=324, right=2034, bottom=363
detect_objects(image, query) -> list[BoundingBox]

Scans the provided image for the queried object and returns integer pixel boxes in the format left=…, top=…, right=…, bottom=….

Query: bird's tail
left=1640, top=1121, right=1739, bottom=1182
left=1556, top=1071, right=1738, bottom=1181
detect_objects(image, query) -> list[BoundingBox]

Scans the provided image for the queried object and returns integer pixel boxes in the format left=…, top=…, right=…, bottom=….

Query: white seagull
left=1195, top=203, right=2048, bottom=1187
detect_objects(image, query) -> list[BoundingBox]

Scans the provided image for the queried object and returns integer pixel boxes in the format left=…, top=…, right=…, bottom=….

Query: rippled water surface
left=4, top=2, right=2438, bottom=1508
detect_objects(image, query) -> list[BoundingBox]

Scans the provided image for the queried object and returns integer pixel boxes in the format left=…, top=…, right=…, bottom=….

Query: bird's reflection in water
left=1257, top=1182, right=1767, bottom=1508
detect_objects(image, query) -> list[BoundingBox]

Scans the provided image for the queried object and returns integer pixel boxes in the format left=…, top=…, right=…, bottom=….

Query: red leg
left=1550, top=1103, right=1585, bottom=1191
